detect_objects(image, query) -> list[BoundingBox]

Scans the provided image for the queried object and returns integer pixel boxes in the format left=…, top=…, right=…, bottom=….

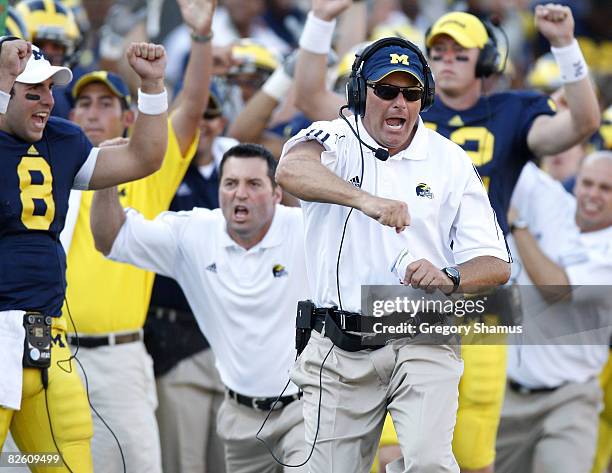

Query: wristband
left=0, top=90, right=10, bottom=114
left=551, top=39, right=588, bottom=84
left=299, top=11, right=335, bottom=55
left=137, top=88, right=168, bottom=115
left=261, top=67, right=293, bottom=102
left=191, top=30, right=213, bottom=43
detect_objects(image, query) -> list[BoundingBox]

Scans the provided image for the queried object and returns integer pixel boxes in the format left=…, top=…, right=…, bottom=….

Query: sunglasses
left=366, top=82, right=424, bottom=102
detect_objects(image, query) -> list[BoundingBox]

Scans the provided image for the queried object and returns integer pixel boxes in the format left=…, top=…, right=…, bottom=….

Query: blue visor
left=362, top=45, right=425, bottom=86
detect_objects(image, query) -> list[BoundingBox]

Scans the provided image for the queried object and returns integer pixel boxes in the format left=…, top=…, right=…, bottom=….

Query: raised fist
left=0, top=39, right=32, bottom=82
left=535, top=3, right=575, bottom=48
left=312, top=0, right=353, bottom=22
left=178, top=0, right=217, bottom=36
left=126, top=42, right=166, bottom=91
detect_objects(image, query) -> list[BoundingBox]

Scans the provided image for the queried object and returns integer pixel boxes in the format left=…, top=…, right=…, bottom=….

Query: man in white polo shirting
left=90, top=143, right=309, bottom=473
left=276, top=37, right=511, bottom=473
left=496, top=152, right=612, bottom=473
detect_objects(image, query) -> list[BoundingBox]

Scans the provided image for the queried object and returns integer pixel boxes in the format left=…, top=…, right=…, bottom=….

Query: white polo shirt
left=108, top=205, right=309, bottom=397
left=507, top=163, right=612, bottom=388
left=281, top=116, right=509, bottom=312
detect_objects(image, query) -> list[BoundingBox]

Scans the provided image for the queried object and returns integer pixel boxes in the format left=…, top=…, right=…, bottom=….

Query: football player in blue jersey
left=0, top=37, right=168, bottom=471
left=284, top=1, right=601, bottom=473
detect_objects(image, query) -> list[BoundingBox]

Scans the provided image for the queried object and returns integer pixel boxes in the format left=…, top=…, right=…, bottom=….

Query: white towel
left=0, top=311, right=26, bottom=410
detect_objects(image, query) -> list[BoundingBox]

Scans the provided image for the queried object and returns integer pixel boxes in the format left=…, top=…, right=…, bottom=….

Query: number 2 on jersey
left=425, top=123, right=494, bottom=190
left=17, top=157, right=55, bottom=230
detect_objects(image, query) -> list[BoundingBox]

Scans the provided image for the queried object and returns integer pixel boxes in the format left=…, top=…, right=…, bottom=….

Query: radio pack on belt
left=295, top=300, right=315, bottom=356
left=22, top=312, right=52, bottom=368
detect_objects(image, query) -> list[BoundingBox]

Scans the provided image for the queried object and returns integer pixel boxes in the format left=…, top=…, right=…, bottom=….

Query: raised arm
left=507, top=206, right=570, bottom=287
left=228, top=59, right=292, bottom=156
left=91, top=183, right=182, bottom=279
left=90, top=186, right=126, bottom=255
left=171, top=0, right=217, bottom=156
left=294, top=0, right=350, bottom=121
left=89, top=42, right=168, bottom=189
left=276, top=140, right=410, bottom=232
left=527, top=4, right=600, bottom=157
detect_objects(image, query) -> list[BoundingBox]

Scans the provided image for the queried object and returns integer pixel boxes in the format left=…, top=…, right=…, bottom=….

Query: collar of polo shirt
left=219, top=204, right=284, bottom=250
left=357, top=115, right=429, bottom=160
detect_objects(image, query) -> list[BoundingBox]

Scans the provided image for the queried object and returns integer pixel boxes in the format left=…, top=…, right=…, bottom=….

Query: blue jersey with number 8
left=0, top=117, right=93, bottom=315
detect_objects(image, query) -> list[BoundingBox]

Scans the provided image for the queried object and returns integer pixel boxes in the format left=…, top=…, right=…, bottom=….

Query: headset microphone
left=339, top=105, right=389, bottom=161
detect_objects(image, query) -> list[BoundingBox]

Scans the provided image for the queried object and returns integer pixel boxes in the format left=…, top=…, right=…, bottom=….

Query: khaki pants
left=156, top=348, right=226, bottom=473
left=290, top=330, right=463, bottom=473
left=217, top=394, right=307, bottom=473
left=76, top=341, right=161, bottom=473
left=496, top=378, right=602, bottom=473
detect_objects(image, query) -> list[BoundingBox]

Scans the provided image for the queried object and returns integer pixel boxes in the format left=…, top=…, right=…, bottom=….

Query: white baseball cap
left=15, top=45, right=72, bottom=86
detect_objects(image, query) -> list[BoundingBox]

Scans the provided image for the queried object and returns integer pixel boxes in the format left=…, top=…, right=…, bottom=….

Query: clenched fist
left=312, top=0, right=353, bottom=21
left=404, top=259, right=454, bottom=295
left=535, top=3, right=575, bottom=48
left=0, top=39, right=31, bottom=91
left=126, top=42, right=167, bottom=93
left=359, top=194, right=410, bottom=233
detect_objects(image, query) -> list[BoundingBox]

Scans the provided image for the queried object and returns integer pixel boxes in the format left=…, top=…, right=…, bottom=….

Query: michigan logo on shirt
left=416, top=183, right=433, bottom=199
left=272, top=264, right=288, bottom=278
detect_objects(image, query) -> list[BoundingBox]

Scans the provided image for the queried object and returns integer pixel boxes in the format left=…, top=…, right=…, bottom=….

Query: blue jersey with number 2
left=422, top=90, right=556, bottom=233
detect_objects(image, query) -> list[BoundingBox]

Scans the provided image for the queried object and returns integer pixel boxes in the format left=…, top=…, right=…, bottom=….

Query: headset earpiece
left=475, top=20, right=501, bottom=78
left=347, top=37, right=435, bottom=117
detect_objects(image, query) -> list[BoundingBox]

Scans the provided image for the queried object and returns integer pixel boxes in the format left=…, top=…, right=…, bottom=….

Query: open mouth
left=582, top=201, right=600, bottom=215
left=32, top=112, right=48, bottom=129
left=234, top=205, right=249, bottom=222
left=385, top=118, right=406, bottom=130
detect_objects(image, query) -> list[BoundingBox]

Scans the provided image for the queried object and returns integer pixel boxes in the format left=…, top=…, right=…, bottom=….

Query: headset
left=346, top=37, right=435, bottom=117
left=475, top=19, right=502, bottom=78
left=425, top=17, right=501, bottom=79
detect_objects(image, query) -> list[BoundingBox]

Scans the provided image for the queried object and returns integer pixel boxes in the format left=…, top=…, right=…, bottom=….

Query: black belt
left=312, top=307, right=447, bottom=352
left=509, top=379, right=560, bottom=395
left=226, top=388, right=300, bottom=412
left=68, top=330, right=143, bottom=348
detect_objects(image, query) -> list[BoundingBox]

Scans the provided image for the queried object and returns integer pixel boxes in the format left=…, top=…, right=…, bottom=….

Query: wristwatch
left=509, top=219, right=528, bottom=234
left=442, top=266, right=461, bottom=294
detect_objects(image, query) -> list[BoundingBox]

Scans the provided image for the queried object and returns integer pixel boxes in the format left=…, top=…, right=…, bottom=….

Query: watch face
left=445, top=266, right=460, bottom=285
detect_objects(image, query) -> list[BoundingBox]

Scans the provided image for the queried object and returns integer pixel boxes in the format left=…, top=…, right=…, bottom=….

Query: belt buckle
left=251, top=397, right=267, bottom=411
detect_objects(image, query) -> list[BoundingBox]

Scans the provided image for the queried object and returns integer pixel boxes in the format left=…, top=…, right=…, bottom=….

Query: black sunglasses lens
left=374, top=84, right=399, bottom=100
left=373, top=84, right=423, bottom=102
left=402, top=88, right=423, bottom=102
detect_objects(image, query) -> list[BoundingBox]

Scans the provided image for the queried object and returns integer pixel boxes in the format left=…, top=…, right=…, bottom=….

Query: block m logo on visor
left=389, top=53, right=410, bottom=65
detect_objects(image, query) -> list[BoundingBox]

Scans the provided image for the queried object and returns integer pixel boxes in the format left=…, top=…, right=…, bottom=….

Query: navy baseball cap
left=72, top=71, right=132, bottom=107
left=362, top=45, right=425, bottom=86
